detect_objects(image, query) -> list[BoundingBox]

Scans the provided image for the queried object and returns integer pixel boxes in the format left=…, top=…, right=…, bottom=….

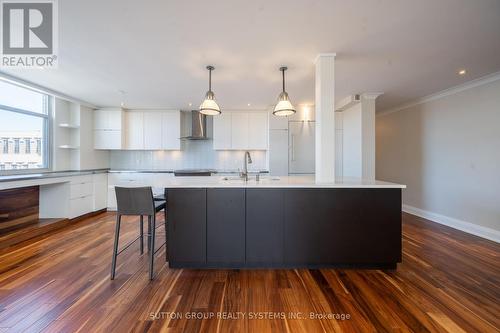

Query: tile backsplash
left=109, top=139, right=268, bottom=172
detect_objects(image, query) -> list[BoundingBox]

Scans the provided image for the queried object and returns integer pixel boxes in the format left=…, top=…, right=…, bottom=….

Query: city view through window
left=0, top=80, right=49, bottom=171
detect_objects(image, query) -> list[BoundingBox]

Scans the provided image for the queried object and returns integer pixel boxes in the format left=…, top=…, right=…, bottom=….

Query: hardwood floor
left=0, top=212, right=498, bottom=332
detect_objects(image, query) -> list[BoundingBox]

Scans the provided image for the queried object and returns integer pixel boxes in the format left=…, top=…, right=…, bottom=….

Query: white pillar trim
left=315, top=53, right=336, bottom=182
left=314, top=53, right=337, bottom=64
left=361, top=92, right=383, bottom=100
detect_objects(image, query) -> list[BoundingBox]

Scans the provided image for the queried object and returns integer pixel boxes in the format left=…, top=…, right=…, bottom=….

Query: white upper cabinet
left=125, top=111, right=144, bottom=149
left=94, top=109, right=180, bottom=150
left=248, top=112, right=268, bottom=149
left=231, top=112, right=249, bottom=149
left=161, top=111, right=181, bottom=150
left=143, top=112, right=163, bottom=149
left=93, top=108, right=124, bottom=149
left=213, top=111, right=268, bottom=150
left=213, top=112, right=232, bottom=150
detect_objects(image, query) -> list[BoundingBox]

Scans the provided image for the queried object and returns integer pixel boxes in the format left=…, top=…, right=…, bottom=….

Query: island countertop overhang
left=162, top=175, right=406, bottom=189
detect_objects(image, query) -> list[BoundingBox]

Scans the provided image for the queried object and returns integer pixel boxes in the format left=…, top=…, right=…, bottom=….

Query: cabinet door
left=126, top=111, right=144, bottom=149
left=93, top=173, right=107, bottom=211
left=284, top=189, right=401, bottom=265
left=246, top=189, right=284, bottom=265
left=213, top=112, right=232, bottom=150
left=248, top=112, right=268, bottom=149
left=93, top=110, right=108, bottom=130
left=143, top=112, right=163, bottom=150
left=94, top=130, right=106, bottom=149
left=107, top=110, right=123, bottom=130
left=207, top=189, right=245, bottom=264
left=167, top=189, right=207, bottom=265
left=162, top=111, right=180, bottom=150
left=231, top=112, right=249, bottom=149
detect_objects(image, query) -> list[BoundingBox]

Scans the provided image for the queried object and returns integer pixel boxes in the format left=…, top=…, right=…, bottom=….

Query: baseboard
left=402, top=204, right=500, bottom=243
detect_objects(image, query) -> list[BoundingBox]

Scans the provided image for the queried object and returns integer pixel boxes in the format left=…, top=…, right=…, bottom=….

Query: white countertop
left=163, top=176, right=406, bottom=188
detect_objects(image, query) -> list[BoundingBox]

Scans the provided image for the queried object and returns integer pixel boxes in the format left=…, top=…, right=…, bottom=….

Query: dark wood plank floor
left=0, top=212, right=498, bottom=332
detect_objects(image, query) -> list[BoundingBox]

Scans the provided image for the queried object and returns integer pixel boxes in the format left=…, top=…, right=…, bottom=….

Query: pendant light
left=273, top=66, right=296, bottom=116
left=199, top=65, right=221, bottom=115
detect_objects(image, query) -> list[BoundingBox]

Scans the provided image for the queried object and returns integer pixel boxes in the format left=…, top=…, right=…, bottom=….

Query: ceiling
left=2, top=0, right=500, bottom=112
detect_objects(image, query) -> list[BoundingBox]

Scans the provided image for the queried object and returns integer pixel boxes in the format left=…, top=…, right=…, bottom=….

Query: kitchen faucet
left=241, top=151, right=252, bottom=181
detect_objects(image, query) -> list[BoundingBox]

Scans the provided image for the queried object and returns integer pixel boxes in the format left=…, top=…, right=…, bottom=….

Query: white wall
left=376, top=77, right=500, bottom=235
left=342, top=103, right=362, bottom=177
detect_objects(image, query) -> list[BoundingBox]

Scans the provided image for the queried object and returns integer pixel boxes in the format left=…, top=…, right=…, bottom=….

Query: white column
left=341, top=92, right=381, bottom=180
left=315, top=54, right=336, bottom=182
left=360, top=93, right=381, bottom=180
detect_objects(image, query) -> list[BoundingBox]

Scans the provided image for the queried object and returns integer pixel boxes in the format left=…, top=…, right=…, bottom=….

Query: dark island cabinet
left=167, top=187, right=402, bottom=269
left=246, top=189, right=284, bottom=265
left=167, top=188, right=207, bottom=266
left=207, top=188, right=246, bottom=265
left=284, top=188, right=401, bottom=266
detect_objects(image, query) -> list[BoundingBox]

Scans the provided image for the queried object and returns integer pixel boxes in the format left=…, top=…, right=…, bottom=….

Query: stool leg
left=147, top=218, right=151, bottom=252
left=164, top=208, right=168, bottom=262
left=139, top=215, right=144, bottom=255
left=110, top=214, right=122, bottom=280
left=149, top=215, right=156, bottom=280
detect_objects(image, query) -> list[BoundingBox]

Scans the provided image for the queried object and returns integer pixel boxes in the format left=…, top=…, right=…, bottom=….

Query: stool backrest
left=115, top=186, right=155, bottom=215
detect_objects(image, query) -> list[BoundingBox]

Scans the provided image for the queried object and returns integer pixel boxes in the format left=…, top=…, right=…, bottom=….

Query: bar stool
left=111, top=186, right=167, bottom=280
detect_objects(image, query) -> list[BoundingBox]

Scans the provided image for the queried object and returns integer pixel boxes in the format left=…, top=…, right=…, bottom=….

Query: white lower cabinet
left=68, top=173, right=108, bottom=218
left=93, top=173, right=108, bottom=211
left=69, top=195, right=93, bottom=219
left=106, top=172, right=174, bottom=210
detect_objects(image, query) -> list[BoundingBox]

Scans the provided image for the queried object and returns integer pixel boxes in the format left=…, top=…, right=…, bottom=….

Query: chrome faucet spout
left=242, top=151, right=252, bottom=181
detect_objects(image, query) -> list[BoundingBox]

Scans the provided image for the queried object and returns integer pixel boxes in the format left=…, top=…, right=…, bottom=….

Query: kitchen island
left=165, top=176, right=406, bottom=269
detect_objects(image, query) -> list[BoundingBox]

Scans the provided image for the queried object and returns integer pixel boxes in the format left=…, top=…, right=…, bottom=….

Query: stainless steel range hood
left=180, top=110, right=209, bottom=140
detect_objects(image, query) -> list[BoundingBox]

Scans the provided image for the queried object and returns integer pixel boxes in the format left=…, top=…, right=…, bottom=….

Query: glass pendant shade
left=199, top=66, right=221, bottom=115
left=273, top=91, right=296, bottom=116
left=199, top=91, right=221, bottom=115
left=273, top=67, right=296, bottom=116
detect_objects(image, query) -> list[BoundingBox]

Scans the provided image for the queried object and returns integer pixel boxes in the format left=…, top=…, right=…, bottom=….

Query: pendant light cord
left=282, top=68, right=285, bottom=92
left=209, top=68, right=212, bottom=91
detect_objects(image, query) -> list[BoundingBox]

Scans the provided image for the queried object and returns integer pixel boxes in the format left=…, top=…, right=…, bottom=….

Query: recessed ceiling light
left=247, top=103, right=251, bottom=106
left=120, top=102, right=125, bottom=107
left=188, top=102, right=192, bottom=107
left=458, top=69, right=466, bottom=75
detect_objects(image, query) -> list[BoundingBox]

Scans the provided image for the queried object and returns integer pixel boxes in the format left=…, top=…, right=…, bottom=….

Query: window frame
left=0, top=85, right=52, bottom=175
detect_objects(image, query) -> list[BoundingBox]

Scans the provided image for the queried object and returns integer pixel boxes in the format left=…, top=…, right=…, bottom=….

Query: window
left=25, top=138, right=31, bottom=154
left=0, top=80, right=50, bottom=171
left=14, top=139, right=20, bottom=153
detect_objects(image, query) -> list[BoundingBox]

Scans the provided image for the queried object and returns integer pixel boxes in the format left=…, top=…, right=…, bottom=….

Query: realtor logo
left=1, top=0, right=58, bottom=68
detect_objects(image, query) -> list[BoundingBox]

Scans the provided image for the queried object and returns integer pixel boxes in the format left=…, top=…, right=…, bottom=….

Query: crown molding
left=314, top=53, right=337, bottom=64
left=362, top=92, right=383, bottom=100
left=378, top=71, right=500, bottom=117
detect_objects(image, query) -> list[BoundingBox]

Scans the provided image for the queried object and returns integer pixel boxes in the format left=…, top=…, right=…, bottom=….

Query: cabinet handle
left=291, top=134, right=296, bottom=161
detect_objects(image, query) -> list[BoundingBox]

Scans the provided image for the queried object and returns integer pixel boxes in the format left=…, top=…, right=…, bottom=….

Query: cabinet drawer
left=108, top=173, right=144, bottom=186
left=70, top=182, right=93, bottom=199
left=69, top=195, right=93, bottom=219
left=107, top=186, right=117, bottom=210
left=70, top=175, right=93, bottom=185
